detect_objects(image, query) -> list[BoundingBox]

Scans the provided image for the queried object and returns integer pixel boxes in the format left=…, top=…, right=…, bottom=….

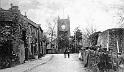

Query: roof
left=103, top=28, right=124, bottom=32
left=89, top=31, right=101, bottom=39
left=0, top=6, right=40, bottom=28
left=37, top=24, right=43, bottom=32
left=0, top=10, right=13, bottom=21
left=20, top=14, right=39, bottom=28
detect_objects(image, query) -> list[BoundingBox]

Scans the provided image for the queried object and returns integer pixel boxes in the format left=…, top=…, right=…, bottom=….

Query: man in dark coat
left=64, top=49, right=67, bottom=58
left=67, top=49, right=70, bottom=58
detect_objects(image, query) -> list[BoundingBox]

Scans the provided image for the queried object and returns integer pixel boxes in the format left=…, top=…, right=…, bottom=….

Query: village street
left=28, top=54, right=86, bottom=72
left=0, top=54, right=87, bottom=72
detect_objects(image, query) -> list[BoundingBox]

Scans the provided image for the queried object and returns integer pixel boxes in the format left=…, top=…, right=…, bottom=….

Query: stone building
left=46, top=39, right=57, bottom=54
left=38, top=26, right=46, bottom=56
left=82, top=32, right=101, bottom=49
left=97, top=28, right=124, bottom=53
left=0, top=4, right=44, bottom=67
left=57, top=16, right=70, bottom=53
left=88, top=32, right=101, bottom=47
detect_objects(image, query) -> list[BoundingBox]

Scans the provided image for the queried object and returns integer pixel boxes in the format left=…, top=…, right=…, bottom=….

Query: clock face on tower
left=61, top=25, right=66, bottom=30
left=58, top=19, right=70, bottom=31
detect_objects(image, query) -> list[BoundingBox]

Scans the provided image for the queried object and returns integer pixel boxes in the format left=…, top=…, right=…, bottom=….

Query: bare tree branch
left=81, top=25, right=96, bottom=47
left=46, top=17, right=58, bottom=42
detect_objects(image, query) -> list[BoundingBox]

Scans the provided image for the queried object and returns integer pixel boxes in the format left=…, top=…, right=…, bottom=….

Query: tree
left=116, top=9, right=124, bottom=27
left=58, top=35, right=69, bottom=49
left=73, top=27, right=83, bottom=52
left=46, top=17, right=58, bottom=48
left=42, top=34, right=49, bottom=43
left=69, top=36, right=75, bottom=53
left=82, top=25, right=96, bottom=47
left=113, top=5, right=124, bottom=28
left=75, top=28, right=82, bottom=43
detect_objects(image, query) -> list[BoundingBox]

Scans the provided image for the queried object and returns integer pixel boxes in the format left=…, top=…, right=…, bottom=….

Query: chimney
left=24, top=12, right=27, bottom=17
left=10, top=3, right=13, bottom=8
left=10, top=3, right=20, bottom=13
left=67, top=16, right=70, bottom=19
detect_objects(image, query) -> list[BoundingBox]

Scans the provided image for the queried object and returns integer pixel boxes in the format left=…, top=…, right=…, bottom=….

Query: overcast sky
left=1, top=0, right=124, bottom=35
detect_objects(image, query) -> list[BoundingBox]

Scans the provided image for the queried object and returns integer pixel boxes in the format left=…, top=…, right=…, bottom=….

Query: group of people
left=64, top=48, right=70, bottom=58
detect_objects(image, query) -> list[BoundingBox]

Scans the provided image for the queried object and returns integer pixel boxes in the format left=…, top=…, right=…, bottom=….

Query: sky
left=1, top=0, right=124, bottom=35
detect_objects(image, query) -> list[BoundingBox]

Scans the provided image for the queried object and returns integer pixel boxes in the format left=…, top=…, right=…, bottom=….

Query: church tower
left=57, top=16, right=70, bottom=53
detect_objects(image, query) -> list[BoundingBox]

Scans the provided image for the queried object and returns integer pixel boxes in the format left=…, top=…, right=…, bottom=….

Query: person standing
left=67, top=49, right=70, bottom=58
left=64, top=49, right=67, bottom=58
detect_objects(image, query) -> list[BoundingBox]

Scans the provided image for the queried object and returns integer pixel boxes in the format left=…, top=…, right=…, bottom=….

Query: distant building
left=46, top=38, right=57, bottom=54
left=57, top=16, right=70, bottom=53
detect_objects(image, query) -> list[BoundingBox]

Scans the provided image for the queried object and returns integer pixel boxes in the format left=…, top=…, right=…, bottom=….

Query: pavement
left=28, top=54, right=86, bottom=72
left=0, top=54, right=53, bottom=72
left=0, top=54, right=88, bottom=72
